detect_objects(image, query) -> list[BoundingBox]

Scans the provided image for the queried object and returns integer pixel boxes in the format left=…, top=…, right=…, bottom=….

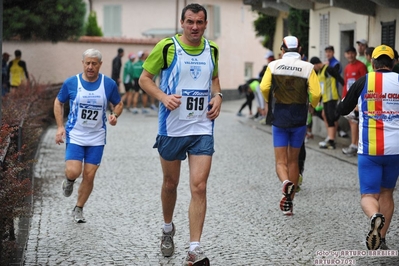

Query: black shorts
left=323, top=100, right=338, bottom=127
left=124, top=82, right=134, bottom=92
left=133, top=78, right=147, bottom=94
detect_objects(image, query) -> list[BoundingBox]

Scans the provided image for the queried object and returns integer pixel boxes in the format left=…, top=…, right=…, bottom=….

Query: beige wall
left=3, top=1, right=266, bottom=89
left=309, top=3, right=369, bottom=65
left=2, top=41, right=156, bottom=86
left=92, top=0, right=179, bottom=39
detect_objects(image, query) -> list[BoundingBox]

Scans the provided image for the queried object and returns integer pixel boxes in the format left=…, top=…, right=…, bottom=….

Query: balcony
left=243, top=0, right=398, bottom=16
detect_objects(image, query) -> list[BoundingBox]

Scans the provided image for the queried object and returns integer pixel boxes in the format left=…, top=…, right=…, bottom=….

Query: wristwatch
left=111, top=112, right=119, bottom=118
left=214, top=92, right=223, bottom=99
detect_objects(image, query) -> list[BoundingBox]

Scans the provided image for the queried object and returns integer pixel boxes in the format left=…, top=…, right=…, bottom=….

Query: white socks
left=163, top=222, right=200, bottom=252
left=163, top=222, right=173, bottom=233
left=189, top=241, right=200, bottom=251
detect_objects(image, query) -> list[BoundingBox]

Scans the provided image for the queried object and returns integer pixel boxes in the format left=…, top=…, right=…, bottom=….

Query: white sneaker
left=150, top=104, right=158, bottom=111
left=62, top=179, right=74, bottom=197
left=318, top=137, right=329, bottom=147
left=342, top=144, right=358, bottom=156
left=73, top=207, right=86, bottom=223
left=339, top=130, right=349, bottom=138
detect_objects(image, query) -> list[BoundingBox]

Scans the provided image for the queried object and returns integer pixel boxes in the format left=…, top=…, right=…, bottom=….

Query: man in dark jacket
left=111, top=48, right=124, bottom=89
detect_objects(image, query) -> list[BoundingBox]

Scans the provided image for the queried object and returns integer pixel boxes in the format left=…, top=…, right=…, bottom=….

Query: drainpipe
left=175, top=0, right=179, bottom=35
left=367, top=15, right=370, bottom=45
left=0, top=0, right=3, bottom=124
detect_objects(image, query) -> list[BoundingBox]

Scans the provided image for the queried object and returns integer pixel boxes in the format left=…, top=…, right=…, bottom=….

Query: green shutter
left=214, top=5, right=221, bottom=38
left=103, top=5, right=122, bottom=37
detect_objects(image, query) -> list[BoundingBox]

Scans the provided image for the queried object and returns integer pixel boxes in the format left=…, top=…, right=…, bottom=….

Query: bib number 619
left=186, top=97, right=204, bottom=111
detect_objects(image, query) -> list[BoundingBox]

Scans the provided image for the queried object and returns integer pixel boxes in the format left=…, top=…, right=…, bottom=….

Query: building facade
left=2, top=0, right=269, bottom=92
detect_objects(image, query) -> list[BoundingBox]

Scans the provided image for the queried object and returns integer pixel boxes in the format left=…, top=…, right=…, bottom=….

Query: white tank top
left=158, top=37, right=215, bottom=136
left=68, top=74, right=107, bottom=146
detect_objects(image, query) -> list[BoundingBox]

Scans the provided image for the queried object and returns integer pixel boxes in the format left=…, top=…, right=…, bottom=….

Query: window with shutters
left=203, top=4, right=221, bottom=40
left=103, top=5, right=122, bottom=37
left=319, top=13, right=329, bottom=62
left=381, top=20, right=396, bottom=48
left=244, top=62, right=253, bottom=81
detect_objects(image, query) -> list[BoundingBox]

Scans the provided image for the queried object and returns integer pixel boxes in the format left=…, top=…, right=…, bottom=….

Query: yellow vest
left=318, top=65, right=339, bottom=102
left=9, top=59, right=26, bottom=87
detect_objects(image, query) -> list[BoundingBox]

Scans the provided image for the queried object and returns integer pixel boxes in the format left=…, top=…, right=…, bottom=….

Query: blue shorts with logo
left=65, top=143, right=104, bottom=165
left=153, top=135, right=214, bottom=161
left=358, top=154, right=399, bottom=194
left=272, top=125, right=307, bottom=148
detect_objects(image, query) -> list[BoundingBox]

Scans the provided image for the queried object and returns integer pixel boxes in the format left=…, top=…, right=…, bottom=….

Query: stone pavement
left=19, top=100, right=399, bottom=265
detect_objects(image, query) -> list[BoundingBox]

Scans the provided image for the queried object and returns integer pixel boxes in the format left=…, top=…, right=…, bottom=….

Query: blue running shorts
left=153, top=135, right=214, bottom=161
left=272, top=125, right=307, bottom=148
left=358, top=154, right=399, bottom=194
left=65, top=143, right=104, bottom=165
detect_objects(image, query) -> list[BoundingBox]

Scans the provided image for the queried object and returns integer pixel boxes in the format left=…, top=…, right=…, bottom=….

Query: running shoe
left=280, top=181, right=295, bottom=215
left=366, top=213, right=385, bottom=250
left=73, top=207, right=86, bottom=223
left=161, top=223, right=175, bottom=257
left=318, top=136, right=329, bottom=147
left=305, top=132, right=313, bottom=143
left=62, top=178, right=74, bottom=197
left=379, top=239, right=389, bottom=250
left=296, top=174, right=303, bottom=193
left=338, top=130, right=349, bottom=138
left=342, top=145, right=357, bottom=156
left=259, top=118, right=267, bottom=125
left=319, top=140, right=336, bottom=150
left=150, top=104, right=158, bottom=111
left=183, top=246, right=210, bottom=266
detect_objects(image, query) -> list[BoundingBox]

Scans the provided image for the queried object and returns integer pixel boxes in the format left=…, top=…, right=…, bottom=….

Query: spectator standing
left=324, top=45, right=349, bottom=138
left=341, top=46, right=368, bottom=156
left=260, top=36, right=321, bottom=215
left=2, top=52, right=10, bottom=96
left=131, top=51, right=149, bottom=114
left=259, top=50, right=275, bottom=77
left=121, top=53, right=136, bottom=111
left=310, top=56, right=344, bottom=149
left=259, top=51, right=275, bottom=125
left=365, top=47, right=375, bottom=73
left=325, top=45, right=342, bottom=73
left=139, top=3, right=222, bottom=265
left=391, top=49, right=399, bottom=74
left=54, top=48, right=123, bottom=223
left=111, top=48, right=124, bottom=89
left=356, top=39, right=368, bottom=65
left=336, top=45, right=399, bottom=250
left=8, top=49, right=29, bottom=92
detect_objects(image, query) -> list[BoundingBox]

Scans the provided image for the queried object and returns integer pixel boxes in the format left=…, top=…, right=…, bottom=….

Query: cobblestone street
left=21, top=100, right=399, bottom=265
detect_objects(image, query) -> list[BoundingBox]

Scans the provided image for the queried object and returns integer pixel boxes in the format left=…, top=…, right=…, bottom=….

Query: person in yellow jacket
left=8, top=50, right=29, bottom=92
left=260, top=36, right=321, bottom=215
left=310, top=56, right=344, bottom=149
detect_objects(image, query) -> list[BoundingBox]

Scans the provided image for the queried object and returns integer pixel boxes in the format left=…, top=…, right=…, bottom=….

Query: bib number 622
left=81, top=109, right=98, bottom=120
